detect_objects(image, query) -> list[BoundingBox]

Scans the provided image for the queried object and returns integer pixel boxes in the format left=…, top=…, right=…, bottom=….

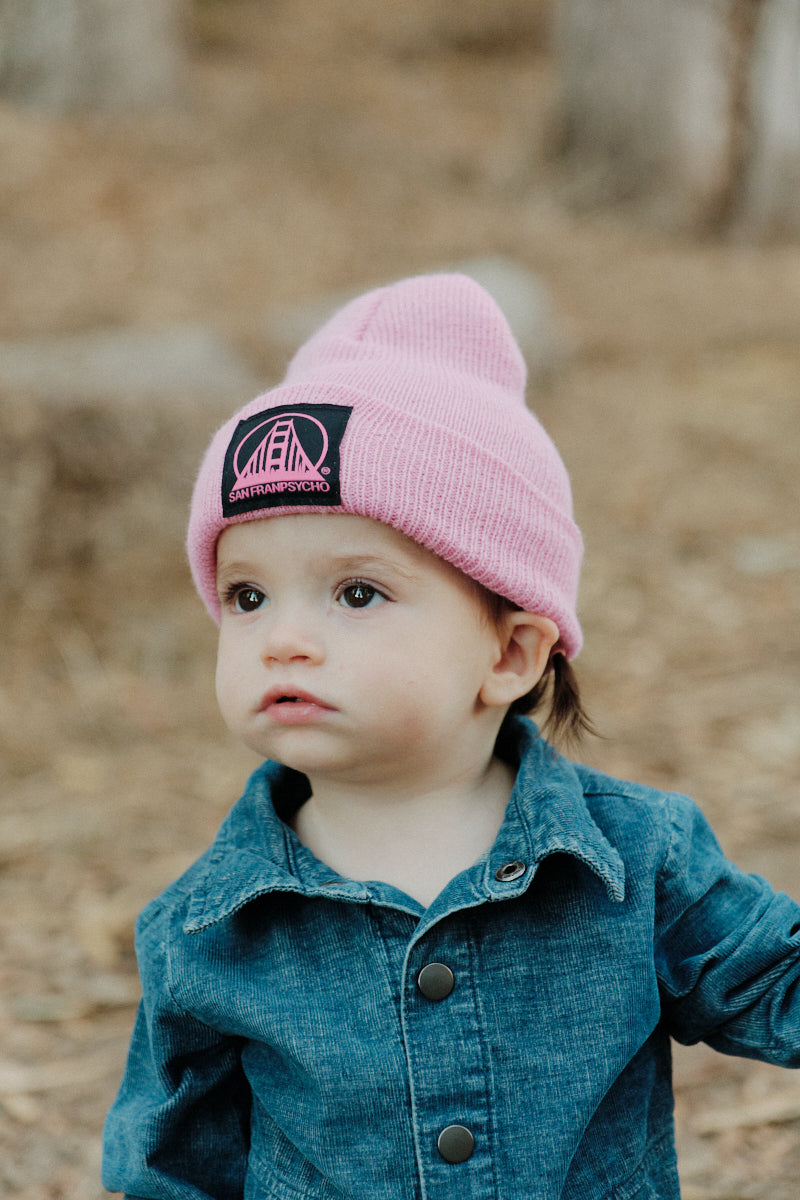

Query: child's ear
left=479, top=613, right=560, bottom=709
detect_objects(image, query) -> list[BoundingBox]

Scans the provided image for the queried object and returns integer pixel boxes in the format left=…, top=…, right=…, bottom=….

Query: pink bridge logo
left=221, top=403, right=352, bottom=517
left=232, top=412, right=329, bottom=491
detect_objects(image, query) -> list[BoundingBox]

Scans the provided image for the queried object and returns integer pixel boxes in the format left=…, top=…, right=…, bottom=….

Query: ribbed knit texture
left=187, top=273, right=583, bottom=658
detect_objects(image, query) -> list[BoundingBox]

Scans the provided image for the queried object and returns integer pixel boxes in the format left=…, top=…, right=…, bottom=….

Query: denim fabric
left=102, top=717, right=800, bottom=1199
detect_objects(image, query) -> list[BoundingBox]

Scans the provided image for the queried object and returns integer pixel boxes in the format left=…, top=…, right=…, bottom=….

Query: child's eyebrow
left=215, top=560, right=258, bottom=584
left=215, top=553, right=423, bottom=587
left=323, top=553, right=422, bottom=581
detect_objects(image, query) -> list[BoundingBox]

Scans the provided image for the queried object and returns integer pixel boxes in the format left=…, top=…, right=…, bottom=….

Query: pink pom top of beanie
left=187, top=273, right=583, bottom=658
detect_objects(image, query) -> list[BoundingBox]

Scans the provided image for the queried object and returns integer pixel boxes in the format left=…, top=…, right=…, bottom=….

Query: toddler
left=103, top=274, right=800, bottom=1199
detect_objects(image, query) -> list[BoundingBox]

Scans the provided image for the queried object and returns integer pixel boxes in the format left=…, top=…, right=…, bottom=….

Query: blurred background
left=1, top=1, right=799, bottom=1195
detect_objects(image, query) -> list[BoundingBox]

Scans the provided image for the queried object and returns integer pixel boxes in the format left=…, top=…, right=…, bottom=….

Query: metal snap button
left=417, top=962, right=455, bottom=1001
left=437, top=1124, right=475, bottom=1163
left=495, top=860, right=526, bottom=882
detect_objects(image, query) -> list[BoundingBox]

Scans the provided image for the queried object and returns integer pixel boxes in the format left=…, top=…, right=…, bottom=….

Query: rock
left=266, top=256, right=562, bottom=380
left=0, top=325, right=260, bottom=600
left=0, top=324, right=260, bottom=404
left=733, top=535, right=800, bottom=576
left=454, top=256, right=562, bottom=377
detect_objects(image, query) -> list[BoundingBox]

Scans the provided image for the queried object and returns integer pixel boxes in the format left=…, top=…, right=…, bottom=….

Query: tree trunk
left=738, top=0, right=800, bottom=235
left=0, top=0, right=185, bottom=112
left=553, top=0, right=800, bottom=236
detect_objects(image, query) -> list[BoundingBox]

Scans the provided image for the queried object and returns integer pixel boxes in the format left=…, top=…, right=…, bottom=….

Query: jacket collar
left=487, top=717, right=625, bottom=904
left=184, top=718, right=625, bottom=934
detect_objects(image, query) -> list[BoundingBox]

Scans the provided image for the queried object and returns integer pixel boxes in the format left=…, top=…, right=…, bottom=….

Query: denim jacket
left=102, top=717, right=800, bottom=1199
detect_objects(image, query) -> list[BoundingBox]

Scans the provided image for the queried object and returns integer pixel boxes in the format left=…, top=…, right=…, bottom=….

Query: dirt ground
left=1, top=1, right=800, bottom=1196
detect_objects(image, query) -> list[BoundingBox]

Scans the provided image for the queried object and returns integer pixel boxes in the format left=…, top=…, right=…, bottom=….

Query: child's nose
left=259, top=612, right=324, bottom=665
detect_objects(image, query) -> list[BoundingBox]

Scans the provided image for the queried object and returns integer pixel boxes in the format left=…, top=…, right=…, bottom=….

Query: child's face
left=214, top=513, right=519, bottom=789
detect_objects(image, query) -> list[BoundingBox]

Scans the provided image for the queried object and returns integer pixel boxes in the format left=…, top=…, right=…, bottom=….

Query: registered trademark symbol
left=321, top=466, right=330, bottom=474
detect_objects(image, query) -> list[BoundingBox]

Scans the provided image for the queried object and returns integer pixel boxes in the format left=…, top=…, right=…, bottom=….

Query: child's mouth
left=260, top=688, right=335, bottom=723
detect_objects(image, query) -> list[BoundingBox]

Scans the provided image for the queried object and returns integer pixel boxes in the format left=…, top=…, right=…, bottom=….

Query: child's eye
left=337, top=581, right=385, bottom=609
left=227, top=585, right=267, bottom=613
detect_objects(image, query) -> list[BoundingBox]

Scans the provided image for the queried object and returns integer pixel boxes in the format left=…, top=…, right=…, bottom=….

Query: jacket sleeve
left=654, top=791, right=800, bottom=1065
left=102, top=901, right=251, bottom=1199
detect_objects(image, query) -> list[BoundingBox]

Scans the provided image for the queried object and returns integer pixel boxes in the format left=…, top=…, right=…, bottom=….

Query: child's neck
left=290, top=754, right=515, bottom=909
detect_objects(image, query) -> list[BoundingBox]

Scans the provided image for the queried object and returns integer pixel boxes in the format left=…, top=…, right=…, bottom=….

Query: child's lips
left=258, top=687, right=336, bottom=724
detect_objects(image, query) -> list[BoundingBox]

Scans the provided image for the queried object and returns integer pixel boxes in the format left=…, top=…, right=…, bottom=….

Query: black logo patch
left=221, top=404, right=352, bottom=518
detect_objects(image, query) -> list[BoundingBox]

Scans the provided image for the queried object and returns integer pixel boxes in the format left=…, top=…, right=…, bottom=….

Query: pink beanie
left=187, top=273, right=583, bottom=658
